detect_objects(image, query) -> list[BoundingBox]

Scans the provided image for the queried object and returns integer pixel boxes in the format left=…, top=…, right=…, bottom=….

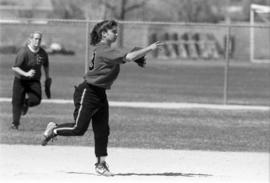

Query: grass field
left=0, top=102, right=269, bottom=152
left=0, top=54, right=270, bottom=105
left=0, top=53, right=269, bottom=152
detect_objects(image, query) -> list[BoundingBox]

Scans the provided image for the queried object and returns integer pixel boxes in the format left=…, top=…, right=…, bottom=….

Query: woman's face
left=103, top=26, right=118, bottom=43
left=29, top=33, right=42, bottom=49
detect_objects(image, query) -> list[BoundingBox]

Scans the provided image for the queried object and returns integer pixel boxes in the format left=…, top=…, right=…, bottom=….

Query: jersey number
left=89, top=52, right=95, bottom=70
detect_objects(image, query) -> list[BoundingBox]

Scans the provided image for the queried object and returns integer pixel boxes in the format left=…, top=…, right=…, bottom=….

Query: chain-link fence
left=0, top=19, right=269, bottom=105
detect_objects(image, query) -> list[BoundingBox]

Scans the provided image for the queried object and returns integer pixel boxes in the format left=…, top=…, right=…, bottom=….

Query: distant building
left=0, top=0, right=53, bottom=18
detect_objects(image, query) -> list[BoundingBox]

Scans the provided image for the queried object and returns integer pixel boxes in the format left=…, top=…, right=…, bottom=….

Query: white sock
left=97, top=156, right=106, bottom=163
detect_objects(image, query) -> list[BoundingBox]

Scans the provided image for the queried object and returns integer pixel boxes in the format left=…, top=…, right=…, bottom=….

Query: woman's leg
left=54, top=83, right=99, bottom=136
left=11, top=78, right=25, bottom=127
left=27, top=81, right=42, bottom=107
left=92, top=98, right=109, bottom=158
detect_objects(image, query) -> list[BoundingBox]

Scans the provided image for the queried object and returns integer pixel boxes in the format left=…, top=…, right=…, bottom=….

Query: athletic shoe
left=21, top=99, right=29, bottom=115
left=41, top=122, right=57, bottom=146
left=10, top=124, right=19, bottom=130
left=95, top=162, right=113, bottom=176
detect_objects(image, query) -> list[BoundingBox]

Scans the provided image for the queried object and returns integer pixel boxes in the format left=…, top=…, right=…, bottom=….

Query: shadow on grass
left=66, top=171, right=212, bottom=177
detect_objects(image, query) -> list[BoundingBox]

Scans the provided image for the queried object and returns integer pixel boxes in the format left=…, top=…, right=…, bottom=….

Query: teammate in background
left=41, top=20, right=163, bottom=176
left=11, top=31, right=51, bottom=130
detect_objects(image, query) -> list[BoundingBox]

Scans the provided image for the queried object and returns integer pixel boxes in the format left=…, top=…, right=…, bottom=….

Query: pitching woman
left=41, top=20, right=163, bottom=176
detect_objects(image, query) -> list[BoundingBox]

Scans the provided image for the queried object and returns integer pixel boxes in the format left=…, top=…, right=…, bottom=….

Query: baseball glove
left=134, top=57, right=146, bottom=68
left=44, top=77, right=52, bottom=99
left=131, top=47, right=146, bottom=68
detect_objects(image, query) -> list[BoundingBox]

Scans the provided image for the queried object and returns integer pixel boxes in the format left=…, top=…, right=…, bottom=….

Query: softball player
left=41, top=20, right=163, bottom=176
left=11, top=31, right=51, bottom=130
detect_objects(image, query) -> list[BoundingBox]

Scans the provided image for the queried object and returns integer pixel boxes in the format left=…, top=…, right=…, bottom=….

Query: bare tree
left=177, top=0, right=223, bottom=23
left=101, top=0, right=146, bottom=47
left=102, top=0, right=145, bottom=20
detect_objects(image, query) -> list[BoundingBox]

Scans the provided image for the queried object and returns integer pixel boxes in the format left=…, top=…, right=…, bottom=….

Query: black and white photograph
left=0, top=0, right=269, bottom=183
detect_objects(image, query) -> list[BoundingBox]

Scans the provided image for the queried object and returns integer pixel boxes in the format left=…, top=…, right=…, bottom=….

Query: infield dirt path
left=0, top=144, right=269, bottom=183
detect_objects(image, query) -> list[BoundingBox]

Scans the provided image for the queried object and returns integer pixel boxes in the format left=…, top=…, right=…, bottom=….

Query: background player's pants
left=55, top=81, right=110, bottom=157
left=12, top=78, right=42, bottom=126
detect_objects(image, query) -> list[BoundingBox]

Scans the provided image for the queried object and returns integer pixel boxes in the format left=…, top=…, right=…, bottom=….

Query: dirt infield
left=0, top=144, right=269, bottom=183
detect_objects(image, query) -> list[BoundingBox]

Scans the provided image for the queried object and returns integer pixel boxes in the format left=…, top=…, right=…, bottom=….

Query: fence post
left=85, top=20, right=90, bottom=74
left=223, top=24, right=231, bottom=105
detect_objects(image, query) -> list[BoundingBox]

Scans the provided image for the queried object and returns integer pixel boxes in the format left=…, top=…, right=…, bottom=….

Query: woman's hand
left=148, top=41, right=164, bottom=51
left=25, top=69, right=35, bottom=78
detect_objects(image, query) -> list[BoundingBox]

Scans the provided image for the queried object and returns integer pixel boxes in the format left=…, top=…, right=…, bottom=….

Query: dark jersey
left=13, top=45, right=49, bottom=81
left=84, top=43, right=128, bottom=89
